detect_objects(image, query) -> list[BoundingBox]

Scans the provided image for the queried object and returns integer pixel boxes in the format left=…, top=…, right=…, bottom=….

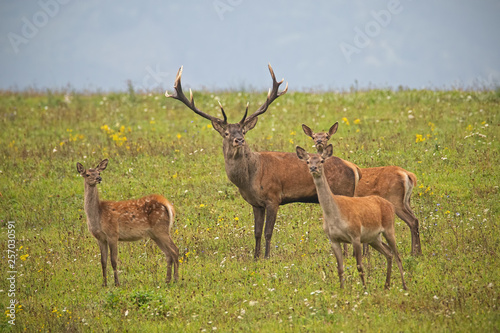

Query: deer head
left=77, top=159, right=108, bottom=186
left=296, top=144, right=334, bottom=178
left=302, top=122, right=338, bottom=153
left=166, top=64, right=288, bottom=155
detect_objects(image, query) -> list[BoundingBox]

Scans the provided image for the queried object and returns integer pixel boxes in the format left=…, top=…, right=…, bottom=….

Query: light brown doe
left=77, top=159, right=179, bottom=286
left=296, top=145, right=407, bottom=290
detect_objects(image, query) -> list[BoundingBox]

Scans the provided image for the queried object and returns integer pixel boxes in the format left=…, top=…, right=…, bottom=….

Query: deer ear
left=211, top=119, right=225, bottom=135
left=302, top=124, right=313, bottom=138
left=243, top=117, right=258, bottom=133
left=329, top=122, right=339, bottom=136
left=96, top=159, right=108, bottom=171
left=322, top=144, right=334, bottom=159
left=296, top=146, right=308, bottom=161
left=76, top=162, right=85, bottom=174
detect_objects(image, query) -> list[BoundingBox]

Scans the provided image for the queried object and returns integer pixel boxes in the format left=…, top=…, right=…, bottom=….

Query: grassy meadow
left=0, top=87, right=499, bottom=332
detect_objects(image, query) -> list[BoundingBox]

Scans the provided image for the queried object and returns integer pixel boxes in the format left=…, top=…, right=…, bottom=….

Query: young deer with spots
left=77, top=159, right=179, bottom=286
left=296, top=145, right=407, bottom=290
left=302, top=123, right=422, bottom=255
left=166, top=64, right=361, bottom=259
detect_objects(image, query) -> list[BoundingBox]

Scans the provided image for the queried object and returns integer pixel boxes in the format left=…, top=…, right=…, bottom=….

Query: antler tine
left=166, top=66, right=223, bottom=123
left=244, top=63, right=288, bottom=124
left=218, top=101, right=228, bottom=123
left=239, top=102, right=250, bottom=125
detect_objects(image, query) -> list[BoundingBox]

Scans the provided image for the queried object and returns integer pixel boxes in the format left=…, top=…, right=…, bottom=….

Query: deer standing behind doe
left=302, top=123, right=422, bottom=256
left=77, top=159, right=179, bottom=286
left=296, top=145, right=407, bottom=290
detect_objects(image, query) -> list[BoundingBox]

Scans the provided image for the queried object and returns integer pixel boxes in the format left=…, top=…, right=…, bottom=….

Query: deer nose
left=316, top=140, right=323, bottom=145
left=96, top=176, right=102, bottom=182
left=309, top=166, right=318, bottom=172
left=234, top=137, right=245, bottom=146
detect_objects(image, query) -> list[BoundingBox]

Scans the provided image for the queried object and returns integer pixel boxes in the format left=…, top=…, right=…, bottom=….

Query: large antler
left=241, top=63, right=288, bottom=125
left=165, top=66, right=227, bottom=124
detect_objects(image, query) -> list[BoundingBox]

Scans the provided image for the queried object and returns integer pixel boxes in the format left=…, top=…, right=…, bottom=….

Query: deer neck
left=312, top=171, right=341, bottom=220
left=222, top=141, right=258, bottom=188
left=83, top=183, right=102, bottom=234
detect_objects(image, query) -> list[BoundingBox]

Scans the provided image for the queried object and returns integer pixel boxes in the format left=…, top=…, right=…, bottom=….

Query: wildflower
left=290, top=131, right=296, bottom=135
left=177, top=133, right=182, bottom=139
left=234, top=217, right=239, bottom=221
left=466, top=124, right=473, bottom=131
left=353, top=118, right=360, bottom=125
left=342, top=117, right=350, bottom=126
left=415, top=134, right=425, bottom=143
left=20, top=254, right=29, bottom=261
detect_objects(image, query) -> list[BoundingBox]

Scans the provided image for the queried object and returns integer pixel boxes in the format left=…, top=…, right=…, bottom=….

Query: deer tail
left=403, top=171, right=417, bottom=210
left=152, top=195, right=176, bottom=233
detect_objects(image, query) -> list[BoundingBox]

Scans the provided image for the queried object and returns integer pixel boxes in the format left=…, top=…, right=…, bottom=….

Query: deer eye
left=321, top=160, right=325, bottom=163
left=225, top=132, right=230, bottom=137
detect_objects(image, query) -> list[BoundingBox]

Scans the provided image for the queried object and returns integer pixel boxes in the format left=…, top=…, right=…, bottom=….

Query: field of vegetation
left=0, top=86, right=499, bottom=332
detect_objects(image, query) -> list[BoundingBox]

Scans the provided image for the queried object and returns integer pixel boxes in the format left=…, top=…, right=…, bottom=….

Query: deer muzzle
left=233, top=137, right=245, bottom=147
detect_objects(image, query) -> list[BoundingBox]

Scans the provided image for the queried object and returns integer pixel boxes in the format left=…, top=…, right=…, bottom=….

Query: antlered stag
left=166, top=64, right=361, bottom=259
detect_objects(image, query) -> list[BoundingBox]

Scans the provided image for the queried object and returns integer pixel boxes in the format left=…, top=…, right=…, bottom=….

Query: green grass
left=0, top=88, right=499, bottom=332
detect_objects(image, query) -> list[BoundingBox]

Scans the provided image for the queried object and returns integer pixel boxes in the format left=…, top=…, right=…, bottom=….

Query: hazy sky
left=1, top=0, right=499, bottom=92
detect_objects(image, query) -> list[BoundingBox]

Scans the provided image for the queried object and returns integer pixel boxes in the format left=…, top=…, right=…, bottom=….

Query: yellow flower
left=415, top=134, right=425, bottom=143
left=354, top=118, right=361, bottom=125
left=342, top=117, right=350, bottom=126
left=199, top=204, right=205, bottom=208
left=234, top=217, right=239, bottom=221
left=177, top=133, right=182, bottom=139
left=20, top=254, right=29, bottom=261
left=290, top=131, right=296, bottom=136
left=466, top=124, right=473, bottom=131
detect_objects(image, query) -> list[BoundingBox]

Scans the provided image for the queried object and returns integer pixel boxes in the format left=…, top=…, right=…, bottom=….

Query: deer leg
left=330, top=241, right=345, bottom=288
left=396, top=208, right=422, bottom=256
left=383, top=232, right=407, bottom=290
left=153, top=235, right=179, bottom=283
left=363, top=243, right=370, bottom=256
left=264, top=204, right=279, bottom=259
left=252, top=206, right=265, bottom=259
left=343, top=243, right=349, bottom=257
left=108, top=240, right=120, bottom=286
left=98, top=240, right=108, bottom=287
left=369, top=238, right=393, bottom=289
left=352, top=239, right=366, bottom=288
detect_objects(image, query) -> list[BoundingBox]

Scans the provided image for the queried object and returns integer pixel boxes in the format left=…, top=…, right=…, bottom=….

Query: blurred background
left=1, top=0, right=499, bottom=92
